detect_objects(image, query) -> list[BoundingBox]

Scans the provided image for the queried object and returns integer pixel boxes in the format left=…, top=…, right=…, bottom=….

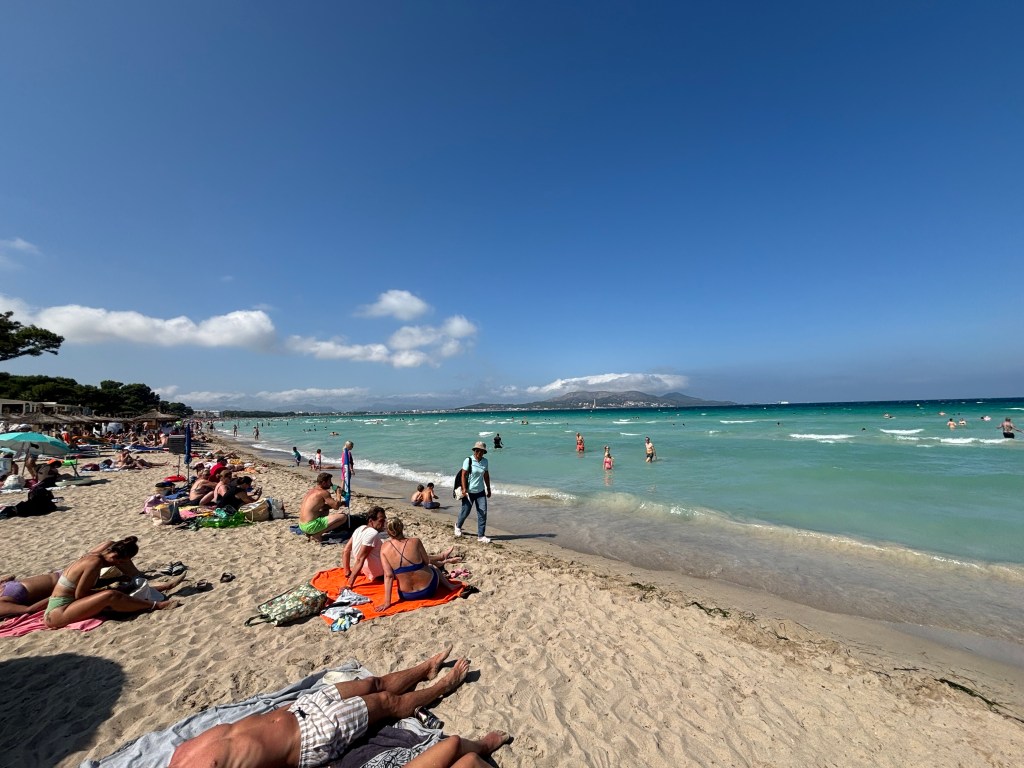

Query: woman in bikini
left=185, top=467, right=217, bottom=506
left=44, top=536, right=181, bottom=628
left=377, top=517, right=462, bottom=612
left=1, top=571, right=62, bottom=618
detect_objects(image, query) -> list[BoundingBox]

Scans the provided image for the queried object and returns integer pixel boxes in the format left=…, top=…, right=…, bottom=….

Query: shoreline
left=1, top=438, right=1022, bottom=766
left=232, top=431, right=1024, bottom=672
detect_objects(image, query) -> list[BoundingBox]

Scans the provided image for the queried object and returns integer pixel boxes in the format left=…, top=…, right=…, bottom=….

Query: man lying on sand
left=169, top=646, right=512, bottom=768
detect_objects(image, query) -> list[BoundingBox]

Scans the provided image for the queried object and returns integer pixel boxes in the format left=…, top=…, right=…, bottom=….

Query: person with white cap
left=455, top=441, right=492, bottom=543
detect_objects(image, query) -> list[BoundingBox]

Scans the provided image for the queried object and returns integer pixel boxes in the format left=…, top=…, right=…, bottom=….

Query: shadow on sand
left=488, top=533, right=557, bottom=541
left=0, top=652, right=124, bottom=765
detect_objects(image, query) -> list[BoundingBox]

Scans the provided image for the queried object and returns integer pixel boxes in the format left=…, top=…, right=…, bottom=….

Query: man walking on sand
left=170, top=648, right=512, bottom=768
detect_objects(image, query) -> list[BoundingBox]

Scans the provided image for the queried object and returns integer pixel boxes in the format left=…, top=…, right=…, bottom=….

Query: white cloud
left=286, top=335, right=392, bottom=363
left=441, top=315, right=476, bottom=338
left=388, top=315, right=477, bottom=357
left=524, top=372, right=689, bottom=396
left=31, top=305, right=277, bottom=349
left=358, top=290, right=431, bottom=321
left=0, top=294, right=477, bottom=368
left=255, top=387, right=369, bottom=404
left=390, top=349, right=433, bottom=368
left=0, top=237, right=38, bottom=269
left=172, top=386, right=370, bottom=409
left=172, top=390, right=245, bottom=404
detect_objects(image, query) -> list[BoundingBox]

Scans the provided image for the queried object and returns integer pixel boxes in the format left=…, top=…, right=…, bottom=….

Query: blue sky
left=1, top=2, right=1021, bottom=410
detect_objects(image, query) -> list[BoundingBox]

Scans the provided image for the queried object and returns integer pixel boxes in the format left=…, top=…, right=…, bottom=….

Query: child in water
left=603, top=446, right=614, bottom=470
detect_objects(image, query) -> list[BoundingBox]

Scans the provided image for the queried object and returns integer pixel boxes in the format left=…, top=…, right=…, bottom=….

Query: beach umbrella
left=16, top=412, right=64, bottom=427
left=128, top=410, right=179, bottom=423
left=184, top=423, right=192, bottom=465
left=0, top=431, right=71, bottom=457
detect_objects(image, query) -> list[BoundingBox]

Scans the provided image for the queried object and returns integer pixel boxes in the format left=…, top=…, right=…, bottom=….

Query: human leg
left=472, top=494, right=487, bottom=537
left=360, top=657, right=470, bottom=725
left=46, top=590, right=180, bottom=628
left=456, top=497, right=471, bottom=532
left=404, top=732, right=512, bottom=768
left=323, top=510, right=349, bottom=533
left=432, top=565, right=459, bottom=594
left=330, top=646, right=454, bottom=701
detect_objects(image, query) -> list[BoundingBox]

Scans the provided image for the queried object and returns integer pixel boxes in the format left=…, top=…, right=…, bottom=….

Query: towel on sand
left=311, top=569, right=466, bottom=627
left=0, top=611, right=103, bottom=638
left=80, top=660, right=442, bottom=768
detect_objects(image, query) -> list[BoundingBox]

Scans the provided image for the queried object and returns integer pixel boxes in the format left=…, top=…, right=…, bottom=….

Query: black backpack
left=452, top=456, right=471, bottom=498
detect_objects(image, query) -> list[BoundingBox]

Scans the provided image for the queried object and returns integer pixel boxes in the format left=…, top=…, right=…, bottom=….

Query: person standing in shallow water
left=576, top=432, right=585, bottom=454
left=644, top=436, right=656, bottom=462
left=1001, top=417, right=1022, bottom=439
left=603, top=446, right=614, bottom=470
left=340, top=441, right=355, bottom=507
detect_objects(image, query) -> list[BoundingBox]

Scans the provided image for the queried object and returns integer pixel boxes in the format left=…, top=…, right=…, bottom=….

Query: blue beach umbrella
left=0, top=431, right=71, bottom=457
left=184, top=424, right=192, bottom=465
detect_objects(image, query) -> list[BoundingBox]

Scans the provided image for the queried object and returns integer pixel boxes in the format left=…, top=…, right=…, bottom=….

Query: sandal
left=195, top=580, right=213, bottom=592
left=160, top=561, right=187, bottom=576
left=459, top=585, right=480, bottom=598
left=219, top=572, right=235, bottom=583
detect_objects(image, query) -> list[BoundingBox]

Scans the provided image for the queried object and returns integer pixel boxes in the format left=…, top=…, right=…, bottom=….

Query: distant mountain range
left=455, top=390, right=735, bottom=412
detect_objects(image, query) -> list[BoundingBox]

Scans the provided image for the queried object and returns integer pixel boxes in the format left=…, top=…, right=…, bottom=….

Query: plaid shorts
left=287, top=685, right=369, bottom=768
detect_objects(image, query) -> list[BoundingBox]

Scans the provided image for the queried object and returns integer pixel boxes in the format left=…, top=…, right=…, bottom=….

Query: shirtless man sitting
left=298, top=472, right=348, bottom=540
left=169, top=648, right=511, bottom=768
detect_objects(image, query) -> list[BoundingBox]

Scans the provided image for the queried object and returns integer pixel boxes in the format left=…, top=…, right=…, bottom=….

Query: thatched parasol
left=127, top=409, right=180, bottom=423
left=15, top=412, right=64, bottom=427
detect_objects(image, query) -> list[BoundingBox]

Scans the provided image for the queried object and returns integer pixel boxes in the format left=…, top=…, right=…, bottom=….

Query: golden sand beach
left=1, top=441, right=1022, bottom=767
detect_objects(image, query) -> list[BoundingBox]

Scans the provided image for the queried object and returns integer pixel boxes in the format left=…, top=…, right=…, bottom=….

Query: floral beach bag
left=244, top=581, right=329, bottom=626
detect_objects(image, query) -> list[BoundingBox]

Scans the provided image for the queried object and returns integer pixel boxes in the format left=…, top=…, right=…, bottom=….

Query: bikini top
left=389, top=540, right=426, bottom=575
left=56, top=572, right=78, bottom=591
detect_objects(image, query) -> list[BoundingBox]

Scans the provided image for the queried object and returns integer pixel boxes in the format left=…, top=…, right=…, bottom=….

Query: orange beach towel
left=311, top=568, right=466, bottom=626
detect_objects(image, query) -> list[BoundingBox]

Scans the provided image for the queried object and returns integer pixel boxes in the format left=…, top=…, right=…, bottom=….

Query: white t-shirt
left=351, top=525, right=383, bottom=579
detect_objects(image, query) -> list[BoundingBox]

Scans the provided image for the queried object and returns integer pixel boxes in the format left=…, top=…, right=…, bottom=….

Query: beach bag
left=129, top=577, right=167, bottom=603
left=2, top=475, right=24, bottom=491
left=452, top=456, right=470, bottom=499
left=244, top=582, right=329, bottom=626
left=153, top=502, right=181, bottom=526
left=268, top=497, right=286, bottom=519
left=240, top=499, right=270, bottom=523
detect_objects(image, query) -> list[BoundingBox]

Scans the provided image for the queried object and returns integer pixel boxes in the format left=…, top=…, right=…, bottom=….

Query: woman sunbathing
left=377, top=517, right=462, bottom=612
left=116, top=449, right=167, bottom=470
left=211, top=470, right=260, bottom=510
left=185, top=467, right=217, bottom=506
left=44, top=536, right=181, bottom=628
left=1, top=571, right=61, bottom=618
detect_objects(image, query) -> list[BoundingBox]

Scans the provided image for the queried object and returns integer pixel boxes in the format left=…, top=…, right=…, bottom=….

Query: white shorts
left=287, top=685, right=369, bottom=768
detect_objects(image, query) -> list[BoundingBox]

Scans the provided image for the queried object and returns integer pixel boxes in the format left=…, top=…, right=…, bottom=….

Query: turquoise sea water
left=223, top=398, right=1024, bottom=663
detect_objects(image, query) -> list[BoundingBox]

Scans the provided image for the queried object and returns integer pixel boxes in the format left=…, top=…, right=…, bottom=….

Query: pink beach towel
left=0, top=611, right=103, bottom=638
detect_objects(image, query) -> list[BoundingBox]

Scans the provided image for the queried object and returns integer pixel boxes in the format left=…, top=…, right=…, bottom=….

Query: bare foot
left=479, top=731, right=513, bottom=755
left=154, top=574, right=187, bottom=591
left=154, top=600, right=183, bottom=611
left=426, top=644, right=454, bottom=679
left=437, top=657, right=469, bottom=696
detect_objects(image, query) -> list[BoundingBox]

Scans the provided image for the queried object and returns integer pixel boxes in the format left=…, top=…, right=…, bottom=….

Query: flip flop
left=195, top=580, right=213, bottom=592
left=160, top=561, right=187, bottom=576
left=219, top=572, right=235, bottom=583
